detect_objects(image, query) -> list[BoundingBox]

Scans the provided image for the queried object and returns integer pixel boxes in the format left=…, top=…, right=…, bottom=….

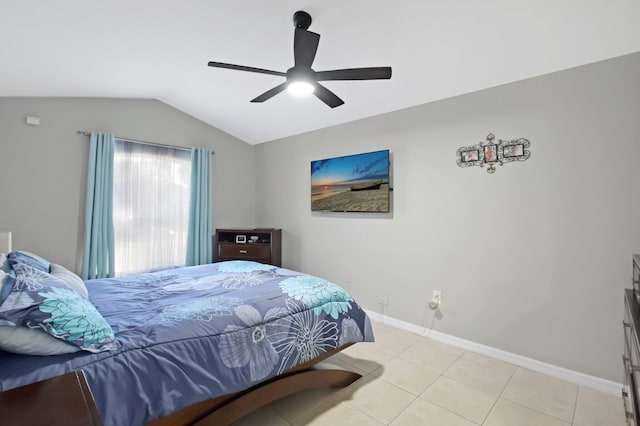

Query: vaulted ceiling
left=2, top=1, right=640, bottom=144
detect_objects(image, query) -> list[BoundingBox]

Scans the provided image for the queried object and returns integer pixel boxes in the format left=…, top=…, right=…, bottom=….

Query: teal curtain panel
left=81, top=132, right=115, bottom=279
left=186, top=148, right=212, bottom=266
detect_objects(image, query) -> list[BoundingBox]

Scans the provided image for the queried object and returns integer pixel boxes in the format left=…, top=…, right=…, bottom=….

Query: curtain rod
left=77, top=131, right=215, bottom=155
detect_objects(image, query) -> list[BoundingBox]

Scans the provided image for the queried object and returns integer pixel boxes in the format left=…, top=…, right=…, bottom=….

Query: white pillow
left=0, top=269, right=14, bottom=305
left=0, top=325, right=81, bottom=355
left=0, top=253, right=9, bottom=272
left=50, top=263, right=89, bottom=299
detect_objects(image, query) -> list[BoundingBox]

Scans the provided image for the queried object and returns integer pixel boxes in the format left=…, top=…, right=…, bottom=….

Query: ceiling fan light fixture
left=287, top=80, right=315, bottom=96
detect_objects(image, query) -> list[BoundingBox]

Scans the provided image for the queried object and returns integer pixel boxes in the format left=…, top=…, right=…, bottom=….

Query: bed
left=0, top=254, right=373, bottom=425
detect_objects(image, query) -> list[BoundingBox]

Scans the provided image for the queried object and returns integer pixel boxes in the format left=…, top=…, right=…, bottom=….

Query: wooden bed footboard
left=148, top=343, right=360, bottom=426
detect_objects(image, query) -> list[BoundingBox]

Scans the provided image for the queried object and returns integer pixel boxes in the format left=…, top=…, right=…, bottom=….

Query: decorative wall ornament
left=456, top=133, right=531, bottom=174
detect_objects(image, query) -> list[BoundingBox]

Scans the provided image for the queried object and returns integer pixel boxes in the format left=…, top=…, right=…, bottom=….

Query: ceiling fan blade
left=251, top=82, right=289, bottom=103
left=294, top=28, right=320, bottom=68
left=313, top=83, right=344, bottom=108
left=315, top=67, right=392, bottom=81
left=208, top=61, right=286, bottom=77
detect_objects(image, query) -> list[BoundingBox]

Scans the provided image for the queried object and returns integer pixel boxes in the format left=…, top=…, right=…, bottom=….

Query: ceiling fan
left=207, top=10, right=392, bottom=108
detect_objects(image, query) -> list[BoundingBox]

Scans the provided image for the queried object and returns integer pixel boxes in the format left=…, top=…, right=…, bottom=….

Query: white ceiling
left=2, top=1, right=640, bottom=145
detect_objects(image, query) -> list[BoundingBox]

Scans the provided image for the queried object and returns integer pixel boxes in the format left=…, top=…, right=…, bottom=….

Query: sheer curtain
left=113, top=140, right=191, bottom=276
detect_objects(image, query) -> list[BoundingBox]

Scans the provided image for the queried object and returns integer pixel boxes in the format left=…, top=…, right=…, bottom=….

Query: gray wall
left=0, top=97, right=256, bottom=271
left=254, top=52, right=640, bottom=383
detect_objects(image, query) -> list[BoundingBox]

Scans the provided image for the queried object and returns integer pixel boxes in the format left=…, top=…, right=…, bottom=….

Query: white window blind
left=113, top=140, right=191, bottom=276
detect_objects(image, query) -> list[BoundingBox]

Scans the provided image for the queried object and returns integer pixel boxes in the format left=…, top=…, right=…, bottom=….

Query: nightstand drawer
left=219, top=244, right=271, bottom=260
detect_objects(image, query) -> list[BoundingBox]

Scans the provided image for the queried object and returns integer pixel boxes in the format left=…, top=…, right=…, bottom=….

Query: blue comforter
left=0, top=261, right=373, bottom=425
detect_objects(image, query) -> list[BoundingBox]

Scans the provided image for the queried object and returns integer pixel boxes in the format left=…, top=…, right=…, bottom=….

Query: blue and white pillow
left=0, top=262, right=116, bottom=353
left=7, top=251, right=50, bottom=272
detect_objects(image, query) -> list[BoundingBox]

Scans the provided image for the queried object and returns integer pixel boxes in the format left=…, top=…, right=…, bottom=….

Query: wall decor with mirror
left=456, top=133, right=531, bottom=174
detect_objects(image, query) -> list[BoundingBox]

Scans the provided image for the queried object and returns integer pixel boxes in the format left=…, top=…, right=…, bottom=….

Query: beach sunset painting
left=311, top=149, right=390, bottom=212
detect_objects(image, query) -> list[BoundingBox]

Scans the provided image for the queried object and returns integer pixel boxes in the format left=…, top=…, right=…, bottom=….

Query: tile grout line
left=497, top=366, right=578, bottom=425
left=479, top=360, right=519, bottom=425
left=492, top=397, right=574, bottom=426
left=369, top=327, right=483, bottom=424
left=432, top=348, right=498, bottom=426
left=345, top=337, right=427, bottom=425
left=570, top=385, right=580, bottom=426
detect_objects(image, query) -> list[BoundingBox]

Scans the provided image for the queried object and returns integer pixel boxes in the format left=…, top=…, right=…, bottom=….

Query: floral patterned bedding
left=0, top=261, right=373, bottom=426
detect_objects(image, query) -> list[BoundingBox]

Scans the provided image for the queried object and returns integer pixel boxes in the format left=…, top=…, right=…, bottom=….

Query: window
left=113, top=140, right=191, bottom=276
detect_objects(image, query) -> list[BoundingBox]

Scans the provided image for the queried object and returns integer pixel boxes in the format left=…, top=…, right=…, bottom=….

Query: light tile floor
left=232, top=320, right=627, bottom=426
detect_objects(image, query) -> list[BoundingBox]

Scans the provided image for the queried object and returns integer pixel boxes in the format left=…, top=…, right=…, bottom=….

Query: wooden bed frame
left=148, top=343, right=361, bottom=426
left=0, top=343, right=360, bottom=426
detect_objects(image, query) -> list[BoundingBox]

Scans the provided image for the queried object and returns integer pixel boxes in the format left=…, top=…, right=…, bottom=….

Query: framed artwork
left=235, top=235, right=247, bottom=244
left=456, top=133, right=531, bottom=174
left=461, top=149, right=479, bottom=163
left=311, top=149, right=391, bottom=213
left=502, top=143, right=525, bottom=158
left=484, top=145, right=497, bottom=163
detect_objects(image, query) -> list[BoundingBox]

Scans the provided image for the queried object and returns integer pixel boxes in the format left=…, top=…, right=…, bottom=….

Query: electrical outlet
left=428, top=290, right=442, bottom=310
left=378, top=296, right=388, bottom=306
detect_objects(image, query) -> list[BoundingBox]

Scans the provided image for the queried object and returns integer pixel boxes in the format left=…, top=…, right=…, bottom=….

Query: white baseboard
left=364, top=309, right=622, bottom=397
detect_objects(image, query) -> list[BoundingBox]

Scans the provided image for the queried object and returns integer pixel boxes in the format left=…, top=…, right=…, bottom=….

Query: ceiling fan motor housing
left=293, top=11, right=312, bottom=29
left=287, top=66, right=314, bottom=84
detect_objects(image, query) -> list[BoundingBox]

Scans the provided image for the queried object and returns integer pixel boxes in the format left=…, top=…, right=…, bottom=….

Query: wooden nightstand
left=0, top=370, right=103, bottom=426
left=214, top=228, right=282, bottom=267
